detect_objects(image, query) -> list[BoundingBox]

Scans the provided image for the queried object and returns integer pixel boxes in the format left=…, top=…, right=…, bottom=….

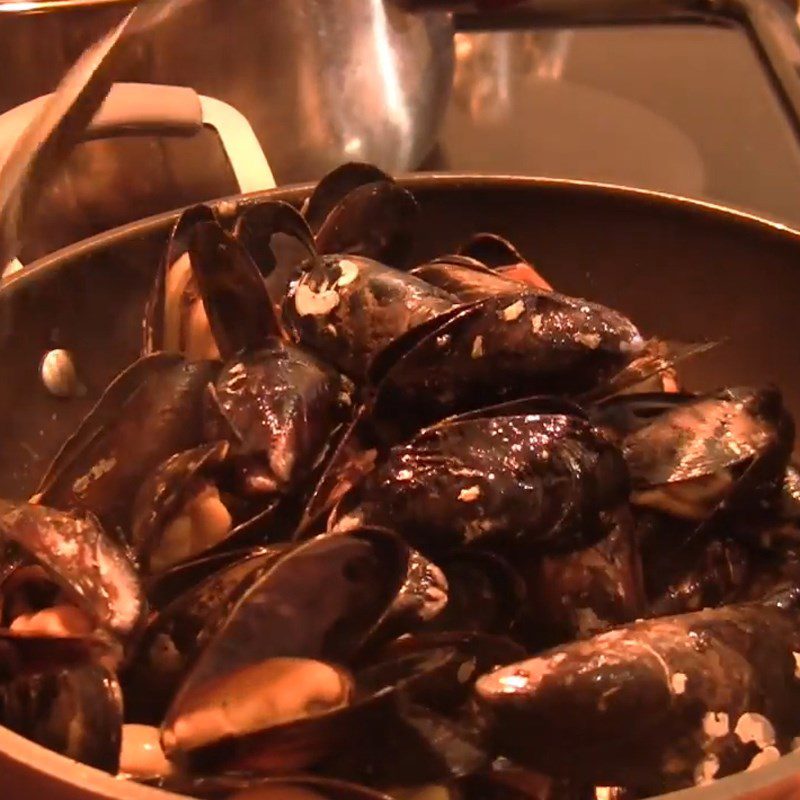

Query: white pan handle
left=1, top=82, right=275, bottom=278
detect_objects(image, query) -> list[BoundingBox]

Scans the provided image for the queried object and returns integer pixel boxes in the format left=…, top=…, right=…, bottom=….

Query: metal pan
left=2, top=174, right=800, bottom=798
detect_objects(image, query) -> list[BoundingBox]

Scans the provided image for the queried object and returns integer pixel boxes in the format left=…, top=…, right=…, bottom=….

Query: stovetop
left=424, top=0, right=800, bottom=226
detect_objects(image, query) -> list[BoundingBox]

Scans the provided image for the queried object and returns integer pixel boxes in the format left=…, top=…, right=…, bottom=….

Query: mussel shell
left=458, top=233, right=527, bottom=268
left=0, top=501, right=143, bottom=638
left=162, top=657, right=355, bottom=772
left=0, top=663, right=122, bottom=773
left=583, top=339, right=717, bottom=403
left=282, top=254, right=457, bottom=382
left=36, top=353, right=218, bottom=538
left=165, top=647, right=458, bottom=774
left=234, top=200, right=316, bottom=275
left=319, top=697, right=489, bottom=791
left=591, top=392, right=696, bottom=440
left=622, top=387, right=791, bottom=488
left=303, top=162, right=393, bottom=232
left=625, top=388, right=794, bottom=538
left=331, top=414, right=629, bottom=556
left=204, top=340, right=355, bottom=498
left=295, top=405, right=379, bottom=537
left=459, top=761, right=592, bottom=800
left=370, top=291, right=644, bottom=433
left=424, top=550, right=527, bottom=635
left=371, top=631, right=526, bottom=711
left=517, top=507, right=645, bottom=648
left=474, top=599, right=800, bottom=792
left=410, top=259, right=528, bottom=304
left=313, top=180, right=420, bottom=268
left=646, top=536, right=752, bottom=617
left=143, top=204, right=218, bottom=356
left=188, top=221, right=281, bottom=360
left=123, top=546, right=284, bottom=724
left=131, top=441, right=231, bottom=573
left=163, top=529, right=447, bottom=734
left=144, top=546, right=284, bottom=610
left=431, top=395, right=589, bottom=428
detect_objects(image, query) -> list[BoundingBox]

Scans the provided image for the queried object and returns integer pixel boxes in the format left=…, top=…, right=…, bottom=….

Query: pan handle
left=1, top=82, right=275, bottom=279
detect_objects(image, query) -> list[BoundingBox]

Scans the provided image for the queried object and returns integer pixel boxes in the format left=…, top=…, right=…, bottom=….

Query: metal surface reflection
left=453, top=30, right=574, bottom=123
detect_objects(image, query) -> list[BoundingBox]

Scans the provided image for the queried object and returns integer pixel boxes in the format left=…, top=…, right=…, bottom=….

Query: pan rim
left=6, top=173, right=800, bottom=298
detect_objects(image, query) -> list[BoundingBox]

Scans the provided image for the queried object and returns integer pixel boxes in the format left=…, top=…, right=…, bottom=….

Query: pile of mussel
left=2, top=163, right=800, bottom=800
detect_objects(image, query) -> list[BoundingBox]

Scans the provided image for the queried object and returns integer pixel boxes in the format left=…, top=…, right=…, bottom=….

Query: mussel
left=160, top=529, right=448, bottom=770
left=518, top=507, right=645, bottom=648
left=622, top=387, right=793, bottom=527
left=0, top=663, right=122, bottom=772
left=0, top=500, right=144, bottom=639
left=35, top=354, right=218, bottom=540
left=475, top=592, right=800, bottom=793
left=369, top=289, right=645, bottom=435
left=282, top=254, right=457, bottom=383
left=123, top=545, right=285, bottom=724
left=331, top=411, right=629, bottom=557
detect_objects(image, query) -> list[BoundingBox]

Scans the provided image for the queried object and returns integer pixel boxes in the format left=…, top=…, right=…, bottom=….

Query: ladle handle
left=0, top=82, right=275, bottom=278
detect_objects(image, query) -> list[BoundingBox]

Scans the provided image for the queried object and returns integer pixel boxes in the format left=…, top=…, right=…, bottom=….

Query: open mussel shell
left=313, top=180, right=420, bottom=268
left=131, top=441, right=232, bottom=575
left=0, top=500, right=144, bottom=639
left=282, top=254, right=457, bottom=382
left=143, top=203, right=219, bottom=358
left=162, top=656, right=355, bottom=772
left=302, top=162, right=393, bottom=231
left=591, top=391, right=696, bottom=440
left=234, top=200, right=316, bottom=273
left=123, top=545, right=285, bottom=724
left=458, top=233, right=527, bottom=268
left=232, top=200, right=318, bottom=315
left=623, top=386, right=792, bottom=488
left=188, top=219, right=281, bottom=360
left=0, top=662, right=122, bottom=773
left=584, top=339, right=715, bottom=403
left=459, top=760, right=594, bottom=800
left=623, top=386, right=794, bottom=527
left=318, top=692, right=490, bottom=791
left=295, top=404, right=380, bottom=538
left=164, top=646, right=458, bottom=775
left=474, top=597, right=800, bottom=793
left=36, top=353, right=218, bottom=538
left=204, top=340, right=356, bottom=501
left=161, top=529, right=446, bottom=713
left=458, top=232, right=553, bottom=292
left=369, top=290, right=644, bottom=433
left=331, top=413, right=629, bottom=557
left=428, top=394, right=589, bottom=430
